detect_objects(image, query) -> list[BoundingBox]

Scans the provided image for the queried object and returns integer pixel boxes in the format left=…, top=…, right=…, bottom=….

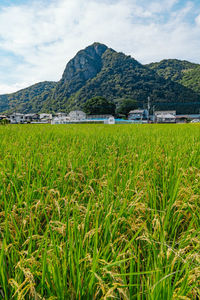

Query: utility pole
left=153, top=105, right=156, bottom=123
left=147, top=96, right=150, bottom=123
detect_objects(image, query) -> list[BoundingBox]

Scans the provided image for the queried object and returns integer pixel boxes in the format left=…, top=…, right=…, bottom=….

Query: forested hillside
left=0, top=81, right=56, bottom=113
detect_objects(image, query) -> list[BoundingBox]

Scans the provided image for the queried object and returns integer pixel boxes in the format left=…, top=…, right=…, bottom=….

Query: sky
left=0, top=0, right=200, bottom=94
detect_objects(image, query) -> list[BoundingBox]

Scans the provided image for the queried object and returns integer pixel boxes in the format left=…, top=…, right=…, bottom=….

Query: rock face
left=62, top=43, right=108, bottom=82
left=55, top=43, right=108, bottom=97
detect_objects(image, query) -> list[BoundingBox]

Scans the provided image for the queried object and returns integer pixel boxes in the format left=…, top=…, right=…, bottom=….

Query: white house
left=68, top=110, right=86, bottom=121
left=9, top=113, right=25, bottom=124
left=55, top=112, right=67, bottom=117
left=51, top=115, right=70, bottom=124
left=24, top=114, right=40, bottom=123
left=39, top=114, right=52, bottom=123
left=154, top=111, right=176, bottom=123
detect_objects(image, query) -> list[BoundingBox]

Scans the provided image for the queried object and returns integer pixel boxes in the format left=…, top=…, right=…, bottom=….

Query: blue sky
left=0, top=0, right=200, bottom=93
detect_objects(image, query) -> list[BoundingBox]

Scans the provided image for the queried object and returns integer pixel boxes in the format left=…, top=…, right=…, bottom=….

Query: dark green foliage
left=116, top=98, right=138, bottom=116
left=147, top=59, right=198, bottom=81
left=180, top=66, right=200, bottom=94
left=147, top=59, right=200, bottom=113
left=0, top=118, right=9, bottom=125
left=0, top=95, right=9, bottom=112
left=83, top=96, right=116, bottom=115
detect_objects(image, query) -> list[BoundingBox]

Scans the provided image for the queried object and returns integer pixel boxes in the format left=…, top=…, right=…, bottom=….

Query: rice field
left=0, top=124, right=200, bottom=300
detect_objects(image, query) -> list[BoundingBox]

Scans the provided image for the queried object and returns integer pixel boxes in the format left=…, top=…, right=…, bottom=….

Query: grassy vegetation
left=0, top=124, right=199, bottom=299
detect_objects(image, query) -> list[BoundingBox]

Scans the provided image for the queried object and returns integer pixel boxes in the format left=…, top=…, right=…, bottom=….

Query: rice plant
left=0, top=124, right=199, bottom=299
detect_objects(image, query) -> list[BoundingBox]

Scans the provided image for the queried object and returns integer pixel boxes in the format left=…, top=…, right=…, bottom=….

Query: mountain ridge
left=1, top=42, right=200, bottom=114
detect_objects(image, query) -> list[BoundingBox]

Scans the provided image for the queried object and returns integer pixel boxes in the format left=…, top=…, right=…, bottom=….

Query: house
left=68, top=110, right=86, bottom=121
left=176, top=115, right=188, bottom=123
left=0, top=114, right=7, bottom=121
left=39, top=113, right=52, bottom=123
left=24, top=114, right=40, bottom=123
left=186, top=114, right=200, bottom=121
left=154, top=111, right=176, bottom=123
left=39, top=113, right=52, bottom=119
left=55, top=112, right=67, bottom=117
left=9, top=113, right=25, bottom=124
left=128, top=109, right=148, bottom=121
left=51, top=115, right=70, bottom=124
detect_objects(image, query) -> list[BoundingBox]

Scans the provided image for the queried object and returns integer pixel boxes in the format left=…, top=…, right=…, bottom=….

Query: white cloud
left=0, top=82, right=30, bottom=94
left=195, top=14, right=200, bottom=26
left=0, top=0, right=200, bottom=94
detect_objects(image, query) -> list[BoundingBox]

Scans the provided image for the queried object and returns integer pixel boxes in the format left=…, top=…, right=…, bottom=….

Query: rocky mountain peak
left=61, top=43, right=108, bottom=83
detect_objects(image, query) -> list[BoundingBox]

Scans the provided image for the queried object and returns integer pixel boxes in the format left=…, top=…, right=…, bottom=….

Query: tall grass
left=0, top=124, right=199, bottom=299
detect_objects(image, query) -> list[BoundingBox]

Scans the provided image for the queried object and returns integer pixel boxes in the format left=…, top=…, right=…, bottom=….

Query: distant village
left=0, top=109, right=200, bottom=124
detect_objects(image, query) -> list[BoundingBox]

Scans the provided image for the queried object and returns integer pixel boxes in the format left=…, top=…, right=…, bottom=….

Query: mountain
left=0, top=81, right=56, bottom=113
left=180, top=66, right=200, bottom=94
left=65, top=50, right=200, bottom=113
left=147, top=59, right=198, bottom=81
left=146, top=59, right=200, bottom=93
left=147, top=59, right=200, bottom=94
left=0, top=43, right=200, bottom=114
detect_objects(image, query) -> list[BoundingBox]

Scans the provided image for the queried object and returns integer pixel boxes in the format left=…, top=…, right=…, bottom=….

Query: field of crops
left=0, top=124, right=199, bottom=299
